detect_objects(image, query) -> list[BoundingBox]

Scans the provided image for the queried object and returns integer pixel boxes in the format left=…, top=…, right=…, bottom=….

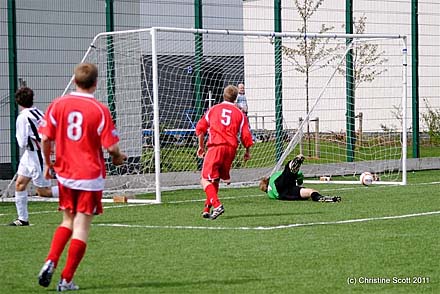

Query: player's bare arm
left=243, top=147, right=251, bottom=161
left=197, top=134, right=205, bottom=158
left=41, top=134, right=54, bottom=180
left=107, top=144, right=127, bottom=166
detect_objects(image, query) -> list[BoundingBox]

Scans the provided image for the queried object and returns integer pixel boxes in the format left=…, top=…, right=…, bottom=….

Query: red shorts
left=58, top=183, right=103, bottom=215
left=201, top=145, right=236, bottom=181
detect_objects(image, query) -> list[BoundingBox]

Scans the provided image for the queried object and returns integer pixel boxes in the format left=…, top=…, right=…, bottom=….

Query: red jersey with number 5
left=196, top=101, right=253, bottom=149
left=39, top=92, right=120, bottom=191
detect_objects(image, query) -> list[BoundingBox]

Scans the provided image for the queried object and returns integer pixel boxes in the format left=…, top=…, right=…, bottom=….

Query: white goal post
left=59, top=27, right=407, bottom=203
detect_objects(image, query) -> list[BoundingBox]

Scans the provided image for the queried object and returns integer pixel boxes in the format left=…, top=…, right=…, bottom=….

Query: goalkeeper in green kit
left=259, top=154, right=341, bottom=202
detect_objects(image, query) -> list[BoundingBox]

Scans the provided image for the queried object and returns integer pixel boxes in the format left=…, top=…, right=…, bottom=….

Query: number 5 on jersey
left=221, top=108, right=232, bottom=126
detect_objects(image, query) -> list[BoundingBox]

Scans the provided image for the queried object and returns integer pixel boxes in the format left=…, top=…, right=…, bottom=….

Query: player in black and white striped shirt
left=9, top=87, right=59, bottom=226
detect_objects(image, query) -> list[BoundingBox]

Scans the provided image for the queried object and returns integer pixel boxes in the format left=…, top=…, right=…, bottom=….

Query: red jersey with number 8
left=39, top=92, right=120, bottom=191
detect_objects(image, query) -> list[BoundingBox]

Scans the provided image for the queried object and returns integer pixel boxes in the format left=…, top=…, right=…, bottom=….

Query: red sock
left=61, top=239, right=87, bottom=283
left=203, top=182, right=219, bottom=212
left=213, top=181, right=219, bottom=193
left=205, top=184, right=221, bottom=208
left=46, top=226, right=72, bottom=268
left=203, top=200, right=212, bottom=213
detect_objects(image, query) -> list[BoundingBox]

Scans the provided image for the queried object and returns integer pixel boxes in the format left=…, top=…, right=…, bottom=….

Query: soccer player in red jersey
left=37, top=63, right=127, bottom=291
left=196, top=85, right=253, bottom=220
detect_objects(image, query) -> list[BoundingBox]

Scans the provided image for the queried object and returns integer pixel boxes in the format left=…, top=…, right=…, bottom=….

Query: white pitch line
left=1, top=181, right=439, bottom=220
left=0, top=194, right=265, bottom=218
left=94, top=210, right=440, bottom=231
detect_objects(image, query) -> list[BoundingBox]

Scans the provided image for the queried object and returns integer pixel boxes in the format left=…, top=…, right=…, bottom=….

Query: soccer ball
left=360, top=172, right=374, bottom=186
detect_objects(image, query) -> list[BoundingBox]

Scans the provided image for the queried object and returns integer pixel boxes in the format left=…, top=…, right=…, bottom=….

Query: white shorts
left=17, top=150, right=52, bottom=188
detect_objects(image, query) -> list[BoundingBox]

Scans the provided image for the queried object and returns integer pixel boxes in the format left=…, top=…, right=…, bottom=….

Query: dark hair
left=223, top=85, right=239, bottom=103
left=15, top=87, right=34, bottom=108
left=74, top=63, right=98, bottom=90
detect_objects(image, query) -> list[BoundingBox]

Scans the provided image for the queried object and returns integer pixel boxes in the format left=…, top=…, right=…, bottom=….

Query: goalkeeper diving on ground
left=259, top=154, right=341, bottom=202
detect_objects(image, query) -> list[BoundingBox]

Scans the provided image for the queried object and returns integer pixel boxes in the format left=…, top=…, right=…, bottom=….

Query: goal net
left=62, top=27, right=407, bottom=202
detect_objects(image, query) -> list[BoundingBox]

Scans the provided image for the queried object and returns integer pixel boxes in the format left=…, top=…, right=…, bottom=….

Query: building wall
left=242, top=0, right=439, bottom=133
left=0, top=0, right=438, bottom=177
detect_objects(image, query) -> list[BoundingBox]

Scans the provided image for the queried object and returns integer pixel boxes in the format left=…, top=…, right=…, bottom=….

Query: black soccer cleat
left=38, top=260, right=55, bottom=287
left=332, top=196, right=342, bottom=202
left=318, top=196, right=342, bottom=203
left=210, top=205, right=225, bottom=220
left=8, top=219, right=29, bottom=226
left=288, top=154, right=305, bottom=174
left=57, top=278, right=79, bottom=291
left=201, top=212, right=211, bottom=219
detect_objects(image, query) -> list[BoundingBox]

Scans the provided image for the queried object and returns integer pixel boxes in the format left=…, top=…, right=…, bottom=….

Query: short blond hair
left=223, top=85, right=238, bottom=103
left=74, top=63, right=98, bottom=90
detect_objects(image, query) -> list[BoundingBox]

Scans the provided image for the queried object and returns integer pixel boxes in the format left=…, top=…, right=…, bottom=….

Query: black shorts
left=274, top=165, right=304, bottom=201
left=278, top=185, right=304, bottom=201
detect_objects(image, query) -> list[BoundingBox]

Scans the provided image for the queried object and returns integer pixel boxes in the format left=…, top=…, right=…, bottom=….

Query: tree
left=338, top=14, right=388, bottom=90
left=421, top=98, right=440, bottom=145
left=339, top=15, right=388, bottom=148
left=278, top=0, right=340, bottom=157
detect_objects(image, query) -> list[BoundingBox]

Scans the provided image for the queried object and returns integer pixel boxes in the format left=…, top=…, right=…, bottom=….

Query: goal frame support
left=61, top=27, right=408, bottom=203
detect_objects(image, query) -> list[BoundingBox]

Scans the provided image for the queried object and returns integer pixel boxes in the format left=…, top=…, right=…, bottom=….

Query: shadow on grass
left=95, top=219, right=146, bottom=225
left=223, top=211, right=322, bottom=220
left=83, top=277, right=262, bottom=291
left=94, top=211, right=323, bottom=224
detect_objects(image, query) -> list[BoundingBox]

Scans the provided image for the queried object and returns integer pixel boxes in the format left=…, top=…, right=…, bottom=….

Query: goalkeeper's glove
left=296, top=171, right=304, bottom=186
